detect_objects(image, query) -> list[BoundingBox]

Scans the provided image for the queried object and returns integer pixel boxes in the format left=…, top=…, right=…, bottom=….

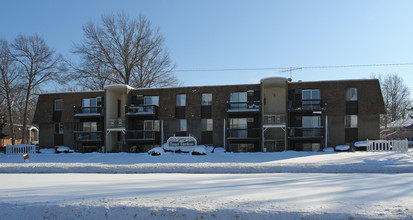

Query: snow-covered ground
left=1, top=149, right=413, bottom=219
left=1, top=148, right=413, bottom=173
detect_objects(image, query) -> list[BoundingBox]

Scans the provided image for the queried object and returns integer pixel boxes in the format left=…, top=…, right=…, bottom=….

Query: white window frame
left=202, top=93, right=212, bottom=106
left=345, top=115, right=358, bottom=128
left=176, top=119, right=187, bottom=131
left=346, top=88, right=358, bottom=101
left=55, top=122, right=64, bottom=134
left=54, top=99, right=63, bottom=111
left=302, top=89, right=320, bottom=100
left=176, top=94, right=186, bottom=107
left=144, top=96, right=159, bottom=106
left=201, top=119, right=213, bottom=131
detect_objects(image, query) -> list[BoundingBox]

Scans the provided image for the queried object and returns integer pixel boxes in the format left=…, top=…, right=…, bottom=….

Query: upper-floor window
left=302, top=116, right=321, bottom=128
left=144, top=96, right=159, bottom=106
left=345, top=115, right=358, bottom=128
left=346, top=88, right=358, bottom=101
left=229, top=92, right=247, bottom=110
left=55, top=122, right=64, bottom=134
left=302, top=89, right=320, bottom=100
left=202, top=93, right=212, bottom=106
left=82, top=98, right=97, bottom=113
left=302, top=90, right=320, bottom=110
left=54, top=99, right=63, bottom=111
left=176, top=94, right=186, bottom=106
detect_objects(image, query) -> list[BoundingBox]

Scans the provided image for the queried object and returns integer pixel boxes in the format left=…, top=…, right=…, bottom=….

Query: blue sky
left=1, top=0, right=413, bottom=93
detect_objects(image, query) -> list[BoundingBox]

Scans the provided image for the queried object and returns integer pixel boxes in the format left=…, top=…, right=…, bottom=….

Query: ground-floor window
left=230, top=143, right=254, bottom=152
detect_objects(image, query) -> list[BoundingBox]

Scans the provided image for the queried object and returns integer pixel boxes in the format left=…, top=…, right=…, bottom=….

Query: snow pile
left=148, top=147, right=164, bottom=156
left=322, top=147, right=334, bottom=152
left=335, top=145, right=350, bottom=151
left=191, top=145, right=206, bottom=155
left=55, top=146, right=73, bottom=153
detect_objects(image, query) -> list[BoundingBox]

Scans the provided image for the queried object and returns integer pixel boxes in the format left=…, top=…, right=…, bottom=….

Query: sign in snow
left=167, top=136, right=197, bottom=147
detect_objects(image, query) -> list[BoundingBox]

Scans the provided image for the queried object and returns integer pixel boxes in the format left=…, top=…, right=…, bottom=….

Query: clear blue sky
left=1, top=0, right=413, bottom=94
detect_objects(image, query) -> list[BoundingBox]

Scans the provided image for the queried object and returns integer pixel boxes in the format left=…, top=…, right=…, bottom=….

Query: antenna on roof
left=280, top=67, right=302, bottom=81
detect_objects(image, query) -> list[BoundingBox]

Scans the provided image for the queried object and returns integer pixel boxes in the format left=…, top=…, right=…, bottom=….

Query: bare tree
left=72, top=11, right=178, bottom=89
left=11, top=34, right=66, bottom=144
left=0, top=39, right=18, bottom=145
left=373, top=74, right=412, bottom=128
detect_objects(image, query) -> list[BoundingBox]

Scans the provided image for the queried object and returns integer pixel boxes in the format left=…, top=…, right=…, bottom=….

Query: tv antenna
left=280, top=67, right=302, bottom=81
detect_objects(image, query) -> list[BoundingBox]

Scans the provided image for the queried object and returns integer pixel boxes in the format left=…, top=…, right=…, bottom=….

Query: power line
left=174, top=62, right=413, bottom=72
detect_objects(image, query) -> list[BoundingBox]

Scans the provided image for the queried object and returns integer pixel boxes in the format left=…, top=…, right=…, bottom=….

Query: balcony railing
left=288, top=127, right=323, bottom=138
left=227, top=128, right=260, bottom=139
left=288, top=99, right=324, bottom=111
left=109, top=119, right=125, bottom=129
left=227, top=101, right=261, bottom=112
left=263, top=114, right=286, bottom=126
left=73, top=106, right=103, bottom=116
left=74, top=131, right=103, bottom=142
left=125, top=130, right=158, bottom=141
left=125, top=105, right=158, bottom=116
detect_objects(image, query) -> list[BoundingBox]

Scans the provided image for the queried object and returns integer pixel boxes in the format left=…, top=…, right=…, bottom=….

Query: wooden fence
left=367, top=139, right=409, bottom=153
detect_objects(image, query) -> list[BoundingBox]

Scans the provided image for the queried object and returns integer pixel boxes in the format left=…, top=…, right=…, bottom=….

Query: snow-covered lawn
left=1, top=149, right=413, bottom=219
left=1, top=148, right=413, bottom=173
left=1, top=173, right=413, bottom=219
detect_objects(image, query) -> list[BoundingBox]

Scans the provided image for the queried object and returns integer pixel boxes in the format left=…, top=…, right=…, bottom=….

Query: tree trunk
left=6, top=97, right=15, bottom=145
left=21, top=87, right=31, bottom=144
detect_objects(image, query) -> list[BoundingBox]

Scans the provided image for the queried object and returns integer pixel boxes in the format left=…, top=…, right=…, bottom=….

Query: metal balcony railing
left=227, top=128, right=260, bottom=139
left=263, top=114, right=286, bottom=125
left=125, top=130, right=158, bottom=141
left=227, top=101, right=261, bottom=112
left=288, top=99, right=324, bottom=111
left=73, top=106, right=103, bottom=115
left=109, top=119, right=125, bottom=128
left=125, top=105, right=158, bottom=116
left=74, top=131, right=103, bottom=142
left=288, top=127, right=323, bottom=138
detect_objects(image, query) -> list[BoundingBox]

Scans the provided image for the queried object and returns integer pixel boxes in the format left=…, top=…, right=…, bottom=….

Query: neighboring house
left=0, top=124, right=39, bottom=147
left=381, top=118, right=413, bottom=140
left=33, top=77, right=385, bottom=153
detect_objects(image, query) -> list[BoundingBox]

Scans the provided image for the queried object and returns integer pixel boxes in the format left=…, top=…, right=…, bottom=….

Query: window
left=144, top=120, right=160, bottom=131
left=345, top=115, right=358, bottom=128
left=82, top=98, right=97, bottom=113
left=176, top=119, right=187, bottom=131
left=54, top=99, right=63, bottom=111
left=144, top=96, right=159, bottom=106
left=55, top=123, right=64, bottom=134
left=302, top=116, right=321, bottom=128
left=302, top=90, right=320, bottom=110
left=202, top=93, right=212, bottom=106
left=230, top=92, right=247, bottom=110
left=176, top=94, right=186, bottom=106
left=201, top=119, right=213, bottom=131
left=346, top=88, right=357, bottom=101
left=83, top=122, right=97, bottom=139
left=229, top=118, right=247, bottom=137
left=302, top=116, right=321, bottom=137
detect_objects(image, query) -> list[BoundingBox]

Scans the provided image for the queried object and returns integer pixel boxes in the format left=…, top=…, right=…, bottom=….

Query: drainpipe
left=161, top=120, right=164, bottom=145
left=325, top=115, right=328, bottom=148
left=223, top=119, right=226, bottom=151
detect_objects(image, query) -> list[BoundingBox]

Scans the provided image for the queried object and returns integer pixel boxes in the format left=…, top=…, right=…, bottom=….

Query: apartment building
left=33, top=77, right=385, bottom=153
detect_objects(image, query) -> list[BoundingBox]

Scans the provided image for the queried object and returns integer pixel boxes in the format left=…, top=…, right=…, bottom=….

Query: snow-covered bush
left=148, top=147, right=164, bottom=156
left=191, top=145, right=207, bottom=155
left=55, top=146, right=73, bottom=153
left=206, top=146, right=214, bottom=153
left=334, top=145, right=351, bottom=152
left=354, top=141, right=369, bottom=151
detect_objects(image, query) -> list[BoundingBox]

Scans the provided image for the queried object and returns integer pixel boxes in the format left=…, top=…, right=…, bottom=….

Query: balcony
left=227, top=128, right=260, bottom=140
left=125, top=130, right=158, bottom=142
left=288, top=127, right=323, bottom=139
left=73, top=106, right=104, bottom=117
left=288, top=100, right=325, bottom=112
left=125, top=105, right=158, bottom=117
left=109, top=119, right=125, bottom=129
left=263, top=114, right=286, bottom=127
left=74, top=131, right=103, bottom=142
left=227, top=101, right=261, bottom=114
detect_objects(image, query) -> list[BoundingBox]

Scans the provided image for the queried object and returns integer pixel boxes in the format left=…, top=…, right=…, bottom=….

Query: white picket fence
left=6, top=144, right=37, bottom=154
left=367, top=139, right=409, bottom=152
